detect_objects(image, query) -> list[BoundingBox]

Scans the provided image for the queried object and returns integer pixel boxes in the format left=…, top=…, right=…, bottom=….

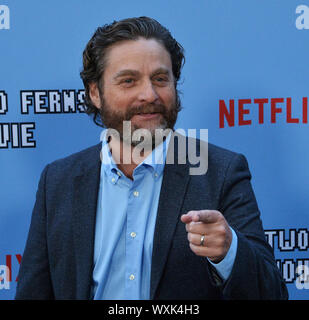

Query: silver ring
left=200, top=235, right=205, bottom=246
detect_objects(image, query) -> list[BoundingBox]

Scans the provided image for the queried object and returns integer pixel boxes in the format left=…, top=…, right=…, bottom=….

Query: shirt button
left=111, top=177, right=116, bottom=183
left=154, top=172, right=158, bottom=178
left=116, top=171, right=122, bottom=177
left=129, top=274, right=135, bottom=280
left=130, top=232, right=136, bottom=238
left=133, top=191, right=139, bottom=197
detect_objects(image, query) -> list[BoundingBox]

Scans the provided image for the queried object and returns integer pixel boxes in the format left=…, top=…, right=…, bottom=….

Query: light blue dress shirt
left=91, top=130, right=237, bottom=300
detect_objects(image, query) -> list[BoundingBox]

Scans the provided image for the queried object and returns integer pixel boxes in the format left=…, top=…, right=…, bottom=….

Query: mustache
left=124, top=104, right=167, bottom=120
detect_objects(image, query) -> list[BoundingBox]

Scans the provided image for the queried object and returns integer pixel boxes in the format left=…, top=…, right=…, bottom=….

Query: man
left=15, top=17, right=288, bottom=300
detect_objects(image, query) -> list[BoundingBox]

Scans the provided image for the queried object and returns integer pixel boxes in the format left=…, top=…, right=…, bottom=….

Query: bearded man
left=15, top=16, right=288, bottom=300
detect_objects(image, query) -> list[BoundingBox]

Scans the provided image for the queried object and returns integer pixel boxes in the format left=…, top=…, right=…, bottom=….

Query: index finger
left=196, top=210, right=222, bottom=224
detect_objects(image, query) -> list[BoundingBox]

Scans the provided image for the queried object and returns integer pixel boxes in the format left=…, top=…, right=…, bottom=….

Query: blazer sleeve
left=15, top=165, right=55, bottom=300
left=216, top=153, right=288, bottom=300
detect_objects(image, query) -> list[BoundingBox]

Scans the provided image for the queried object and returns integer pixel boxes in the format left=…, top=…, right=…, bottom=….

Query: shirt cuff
left=207, top=227, right=238, bottom=282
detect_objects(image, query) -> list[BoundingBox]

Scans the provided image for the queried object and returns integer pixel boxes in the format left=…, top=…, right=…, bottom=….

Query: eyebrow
left=113, top=67, right=171, bottom=80
left=150, top=68, right=170, bottom=77
left=113, top=69, right=139, bottom=80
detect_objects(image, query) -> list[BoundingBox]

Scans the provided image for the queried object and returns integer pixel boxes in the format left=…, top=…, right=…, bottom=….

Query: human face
left=90, top=38, right=179, bottom=145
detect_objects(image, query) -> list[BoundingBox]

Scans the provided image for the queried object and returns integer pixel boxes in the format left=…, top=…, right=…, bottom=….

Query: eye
left=155, top=76, right=166, bottom=82
left=153, top=76, right=169, bottom=86
left=120, top=78, right=135, bottom=87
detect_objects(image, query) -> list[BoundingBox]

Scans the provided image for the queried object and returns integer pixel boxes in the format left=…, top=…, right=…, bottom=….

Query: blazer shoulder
left=205, top=142, right=251, bottom=182
left=208, top=142, right=240, bottom=166
left=182, top=134, right=247, bottom=174
left=46, top=143, right=101, bottom=177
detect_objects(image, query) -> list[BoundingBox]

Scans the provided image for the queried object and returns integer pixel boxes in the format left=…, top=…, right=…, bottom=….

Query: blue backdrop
left=0, top=0, right=308, bottom=300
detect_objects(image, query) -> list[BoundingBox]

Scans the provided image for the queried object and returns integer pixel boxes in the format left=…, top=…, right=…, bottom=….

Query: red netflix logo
left=219, top=97, right=308, bottom=128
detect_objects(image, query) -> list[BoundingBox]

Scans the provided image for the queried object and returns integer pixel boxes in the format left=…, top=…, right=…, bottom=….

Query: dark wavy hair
left=80, top=16, right=185, bottom=127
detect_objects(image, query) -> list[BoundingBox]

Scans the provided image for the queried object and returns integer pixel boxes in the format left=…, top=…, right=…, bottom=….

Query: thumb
left=180, top=211, right=200, bottom=224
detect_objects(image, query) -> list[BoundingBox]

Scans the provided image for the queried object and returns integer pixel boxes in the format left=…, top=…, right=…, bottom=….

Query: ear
left=89, top=82, right=101, bottom=109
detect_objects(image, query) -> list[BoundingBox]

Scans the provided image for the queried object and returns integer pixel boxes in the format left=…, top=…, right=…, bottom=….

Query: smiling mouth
left=137, top=112, right=159, bottom=115
left=134, top=112, right=161, bottom=119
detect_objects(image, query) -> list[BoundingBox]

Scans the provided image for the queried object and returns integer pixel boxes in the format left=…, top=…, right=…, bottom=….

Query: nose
left=137, top=80, right=159, bottom=104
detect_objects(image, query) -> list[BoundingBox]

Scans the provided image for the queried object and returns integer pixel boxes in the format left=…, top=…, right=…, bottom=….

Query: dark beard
left=98, top=92, right=181, bottom=148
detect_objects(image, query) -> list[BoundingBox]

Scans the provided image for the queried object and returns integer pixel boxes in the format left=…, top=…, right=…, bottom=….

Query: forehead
left=104, top=38, right=173, bottom=75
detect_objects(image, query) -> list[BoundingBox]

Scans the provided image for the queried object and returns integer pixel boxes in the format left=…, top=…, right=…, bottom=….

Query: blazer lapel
left=150, top=134, right=191, bottom=299
left=72, top=144, right=101, bottom=299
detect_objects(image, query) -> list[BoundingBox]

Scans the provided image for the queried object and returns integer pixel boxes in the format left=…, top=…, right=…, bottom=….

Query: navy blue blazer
left=15, top=137, right=288, bottom=300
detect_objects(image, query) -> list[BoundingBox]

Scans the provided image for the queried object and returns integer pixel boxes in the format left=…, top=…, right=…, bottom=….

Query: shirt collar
left=100, top=129, right=171, bottom=180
